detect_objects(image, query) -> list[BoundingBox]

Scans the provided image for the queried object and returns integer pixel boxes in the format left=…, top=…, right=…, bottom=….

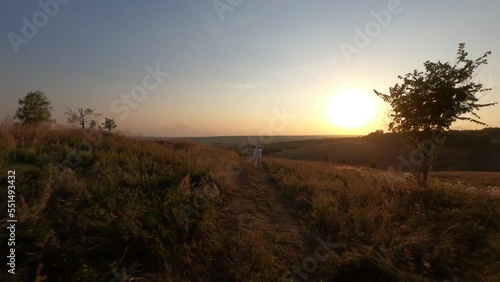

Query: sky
left=1, top=0, right=499, bottom=137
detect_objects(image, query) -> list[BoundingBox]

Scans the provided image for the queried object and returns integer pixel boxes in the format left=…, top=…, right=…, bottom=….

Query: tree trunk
left=419, top=153, right=432, bottom=187
left=414, top=148, right=433, bottom=187
left=421, top=167, right=429, bottom=187
left=78, top=108, right=85, bottom=129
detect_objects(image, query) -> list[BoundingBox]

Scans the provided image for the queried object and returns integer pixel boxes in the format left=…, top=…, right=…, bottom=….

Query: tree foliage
left=374, top=43, right=497, bottom=186
left=102, top=118, right=117, bottom=131
left=65, top=106, right=102, bottom=129
left=14, top=90, right=53, bottom=124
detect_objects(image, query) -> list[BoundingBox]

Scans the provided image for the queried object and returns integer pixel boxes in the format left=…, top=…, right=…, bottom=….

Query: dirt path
left=216, top=157, right=309, bottom=280
left=236, top=158, right=305, bottom=252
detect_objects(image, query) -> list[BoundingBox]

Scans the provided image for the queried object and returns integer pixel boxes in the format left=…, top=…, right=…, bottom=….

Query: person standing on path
left=252, top=145, right=258, bottom=168
left=257, top=146, right=262, bottom=168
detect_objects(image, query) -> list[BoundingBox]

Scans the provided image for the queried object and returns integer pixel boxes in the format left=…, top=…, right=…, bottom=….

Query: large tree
left=374, top=43, right=497, bottom=187
left=14, top=90, right=53, bottom=124
left=65, top=106, right=102, bottom=129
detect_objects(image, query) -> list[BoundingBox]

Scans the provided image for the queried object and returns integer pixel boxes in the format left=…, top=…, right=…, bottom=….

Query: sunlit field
left=1, top=123, right=500, bottom=281
left=0, top=123, right=242, bottom=281
left=265, top=157, right=500, bottom=281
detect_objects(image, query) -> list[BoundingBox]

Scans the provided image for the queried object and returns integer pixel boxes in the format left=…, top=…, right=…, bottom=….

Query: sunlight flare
left=326, top=90, right=377, bottom=130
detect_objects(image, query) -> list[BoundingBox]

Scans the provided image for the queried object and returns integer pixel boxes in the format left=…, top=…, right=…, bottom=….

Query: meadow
left=266, top=129, right=500, bottom=171
left=0, top=123, right=242, bottom=281
left=265, top=158, right=500, bottom=281
left=1, top=123, right=500, bottom=281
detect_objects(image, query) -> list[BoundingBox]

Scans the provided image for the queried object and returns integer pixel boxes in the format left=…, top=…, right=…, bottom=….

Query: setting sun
left=326, top=90, right=377, bottom=130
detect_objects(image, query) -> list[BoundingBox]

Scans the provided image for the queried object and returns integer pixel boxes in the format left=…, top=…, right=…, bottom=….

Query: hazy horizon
left=137, top=133, right=361, bottom=138
left=135, top=128, right=499, bottom=139
left=1, top=0, right=499, bottom=137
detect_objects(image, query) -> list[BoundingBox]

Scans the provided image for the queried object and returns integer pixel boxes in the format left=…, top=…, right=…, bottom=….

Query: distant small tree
left=102, top=118, right=117, bottom=132
left=323, top=155, right=329, bottom=162
left=374, top=43, right=498, bottom=187
left=65, top=106, right=102, bottom=129
left=89, top=120, right=97, bottom=129
left=14, top=90, right=53, bottom=124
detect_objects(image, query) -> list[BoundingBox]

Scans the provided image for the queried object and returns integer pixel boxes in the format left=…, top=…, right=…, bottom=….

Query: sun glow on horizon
left=326, top=90, right=378, bottom=131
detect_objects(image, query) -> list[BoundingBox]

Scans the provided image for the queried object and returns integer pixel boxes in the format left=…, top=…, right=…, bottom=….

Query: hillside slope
left=0, top=124, right=243, bottom=281
left=1, top=124, right=500, bottom=281
left=270, top=132, right=500, bottom=171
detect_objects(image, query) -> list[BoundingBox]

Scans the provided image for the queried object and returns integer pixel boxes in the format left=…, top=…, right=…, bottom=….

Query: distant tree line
left=12, top=90, right=118, bottom=131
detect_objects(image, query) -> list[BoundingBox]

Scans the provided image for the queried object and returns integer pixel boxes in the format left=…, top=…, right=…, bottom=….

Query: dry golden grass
left=0, top=123, right=242, bottom=281
left=2, top=122, right=500, bottom=281
left=265, top=157, right=500, bottom=281
left=430, top=171, right=500, bottom=189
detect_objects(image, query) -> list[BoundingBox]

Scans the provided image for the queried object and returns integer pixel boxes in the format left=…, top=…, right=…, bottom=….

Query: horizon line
left=134, top=134, right=364, bottom=139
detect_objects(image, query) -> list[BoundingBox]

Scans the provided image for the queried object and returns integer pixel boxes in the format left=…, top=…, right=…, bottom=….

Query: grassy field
left=264, top=157, right=500, bottom=281
left=1, top=124, right=500, bottom=281
left=430, top=171, right=500, bottom=188
left=269, top=131, right=500, bottom=171
left=270, top=140, right=400, bottom=166
left=0, top=124, right=243, bottom=281
left=136, top=135, right=358, bottom=145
